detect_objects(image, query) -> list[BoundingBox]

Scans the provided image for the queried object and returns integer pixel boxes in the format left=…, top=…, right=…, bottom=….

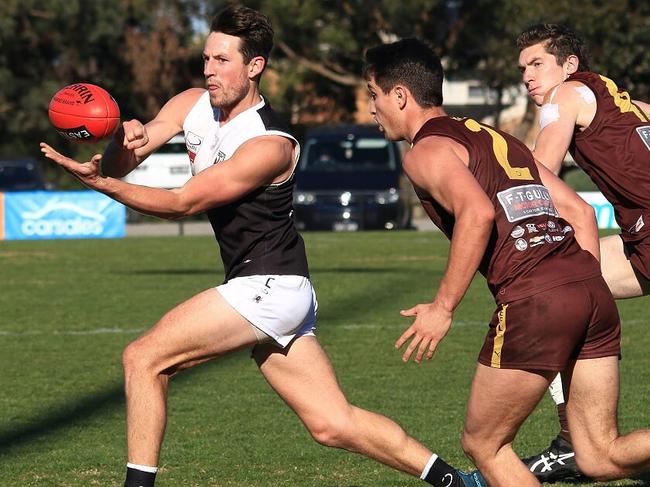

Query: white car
left=121, top=135, right=192, bottom=189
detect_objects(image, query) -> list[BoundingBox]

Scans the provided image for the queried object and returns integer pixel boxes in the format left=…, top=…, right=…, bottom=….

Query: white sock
left=548, top=373, right=565, bottom=405
left=420, top=453, right=439, bottom=479
left=127, top=462, right=158, bottom=474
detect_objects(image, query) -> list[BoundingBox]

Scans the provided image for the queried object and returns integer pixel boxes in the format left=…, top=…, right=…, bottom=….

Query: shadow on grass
left=559, top=473, right=650, bottom=486
left=0, top=362, right=226, bottom=458
left=311, top=267, right=405, bottom=274
left=313, top=268, right=442, bottom=325
left=118, top=267, right=414, bottom=276
left=117, top=268, right=218, bottom=276
left=0, top=382, right=125, bottom=456
left=626, top=476, right=650, bottom=487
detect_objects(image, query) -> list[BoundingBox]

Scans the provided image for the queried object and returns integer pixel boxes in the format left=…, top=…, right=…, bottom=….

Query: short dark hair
left=517, top=23, right=590, bottom=72
left=364, top=38, right=443, bottom=107
left=210, top=6, right=274, bottom=65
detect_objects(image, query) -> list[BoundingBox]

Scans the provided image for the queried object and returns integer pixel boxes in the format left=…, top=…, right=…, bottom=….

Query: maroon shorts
left=623, top=234, right=650, bottom=282
left=478, top=276, right=621, bottom=371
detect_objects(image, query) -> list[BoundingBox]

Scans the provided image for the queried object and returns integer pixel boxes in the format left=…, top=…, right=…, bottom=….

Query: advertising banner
left=1, top=191, right=125, bottom=240
left=577, top=191, right=617, bottom=229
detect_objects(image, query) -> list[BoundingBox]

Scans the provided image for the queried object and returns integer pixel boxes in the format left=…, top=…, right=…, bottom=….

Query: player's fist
left=119, top=119, right=149, bottom=150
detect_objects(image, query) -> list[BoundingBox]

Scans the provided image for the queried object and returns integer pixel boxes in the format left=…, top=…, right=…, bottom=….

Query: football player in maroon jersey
left=518, top=23, right=650, bottom=482
left=365, top=36, right=650, bottom=487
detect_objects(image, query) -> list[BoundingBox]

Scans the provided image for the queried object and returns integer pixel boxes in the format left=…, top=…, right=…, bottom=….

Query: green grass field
left=1, top=231, right=649, bottom=486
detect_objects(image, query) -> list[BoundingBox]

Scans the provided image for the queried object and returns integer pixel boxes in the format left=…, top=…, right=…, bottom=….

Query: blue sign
left=577, top=192, right=617, bottom=229
left=2, top=191, right=125, bottom=240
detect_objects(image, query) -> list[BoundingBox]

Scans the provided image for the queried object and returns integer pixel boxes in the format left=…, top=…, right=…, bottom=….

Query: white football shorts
left=216, top=275, right=317, bottom=347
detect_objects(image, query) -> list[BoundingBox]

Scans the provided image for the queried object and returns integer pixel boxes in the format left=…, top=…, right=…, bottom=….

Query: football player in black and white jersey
left=41, top=6, right=485, bottom=487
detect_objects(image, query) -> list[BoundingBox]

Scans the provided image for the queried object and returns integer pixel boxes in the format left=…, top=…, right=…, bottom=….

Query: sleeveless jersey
left=182, top=92, right=309, bottom=281
left=567, top=72, right=650, bottom=239
left=413, top=116, right=600, bottom=304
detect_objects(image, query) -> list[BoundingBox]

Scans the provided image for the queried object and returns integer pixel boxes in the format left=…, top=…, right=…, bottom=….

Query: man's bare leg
left=600, top=234, right=649, bottom=299
left=255, top=336, right=438, bottom=478
left=122, top=288, right=258, bottom=466
left=524, top=234, right=650, bottom=480
left=462, top=363, right=555, bottom=487
left=565, top=356, right=650, bottom=480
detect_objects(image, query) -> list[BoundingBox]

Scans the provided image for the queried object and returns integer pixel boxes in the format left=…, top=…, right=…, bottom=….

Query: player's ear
left=249, top=55, right=266, bottom=78
left=564, top=54, right=579, bottom=76
left=394, top=86, right=407, bottom=109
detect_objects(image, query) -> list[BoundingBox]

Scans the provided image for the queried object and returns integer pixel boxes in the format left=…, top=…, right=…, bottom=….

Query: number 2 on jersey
left=464, top=119, right=534, bottom=181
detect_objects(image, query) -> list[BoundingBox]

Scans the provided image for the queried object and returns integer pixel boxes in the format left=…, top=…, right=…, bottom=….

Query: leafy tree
left=1, top=0, right=648, bottom=189
left=256, top=0, right=649, bottom=131
left=258, top=0, right=448, bottom=124
left=0, top=0, right=203, bottom=187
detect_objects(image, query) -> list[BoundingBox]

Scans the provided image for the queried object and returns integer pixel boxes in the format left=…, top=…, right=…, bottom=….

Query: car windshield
left=301, top=137, right=397, bottom=172
left=0, top=162, right=43, bottom=191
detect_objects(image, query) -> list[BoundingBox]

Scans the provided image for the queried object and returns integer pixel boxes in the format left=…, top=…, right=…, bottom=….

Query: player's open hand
left=396, top=302, right=453, bottom=363
left=40, top=142, right=104, bottom=190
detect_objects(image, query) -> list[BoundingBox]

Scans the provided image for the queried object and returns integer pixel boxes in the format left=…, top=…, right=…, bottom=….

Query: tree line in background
left=1, top=0, right=648, bottom=187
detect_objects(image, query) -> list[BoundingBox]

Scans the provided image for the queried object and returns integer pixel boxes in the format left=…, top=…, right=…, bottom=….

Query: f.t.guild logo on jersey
left=214, top=151, right=226, bottom=164
left=636, top=126, right=650, bottom=151
left=497, top=184, right=559, bottom=223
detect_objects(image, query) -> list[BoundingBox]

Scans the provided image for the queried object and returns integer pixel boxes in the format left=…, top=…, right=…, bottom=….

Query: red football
left=48, top=83, right=120, bottom=142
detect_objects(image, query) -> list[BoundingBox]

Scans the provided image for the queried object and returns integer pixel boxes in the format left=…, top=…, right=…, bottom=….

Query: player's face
left=518, top=42, right=567, bottom=106
left=367, top=76, right=402, bottom=141
left=203, top=32, right=252, bottom=109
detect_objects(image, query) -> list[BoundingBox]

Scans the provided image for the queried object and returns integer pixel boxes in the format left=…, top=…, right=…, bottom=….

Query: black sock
left=422, top=455, right=468, bottom=486
left=124, top=466, right=156, bottom=487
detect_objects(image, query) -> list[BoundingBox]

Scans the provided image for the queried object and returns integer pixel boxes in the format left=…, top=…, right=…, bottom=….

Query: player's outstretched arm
left=101, top=88, right=204, bottom=178
left=396, top=138, right=495, bottom=364
left=536, top=160, right=600, bottom=261
left=40, top=134, right=293, bottom=220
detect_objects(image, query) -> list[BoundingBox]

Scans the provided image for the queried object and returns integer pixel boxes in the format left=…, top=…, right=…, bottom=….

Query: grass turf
left=1, top=231, right=649, bottom=486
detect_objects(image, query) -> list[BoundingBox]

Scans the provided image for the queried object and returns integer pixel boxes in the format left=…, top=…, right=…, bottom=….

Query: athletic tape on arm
left=575, top=85, right=596, bottom=104
left=539, top=86, right=560, bottom=130
left=540, top=103, right=560, bottom=130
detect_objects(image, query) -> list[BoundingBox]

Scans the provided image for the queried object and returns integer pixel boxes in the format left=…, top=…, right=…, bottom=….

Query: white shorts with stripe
left=216, top=275, right=317, bottom=347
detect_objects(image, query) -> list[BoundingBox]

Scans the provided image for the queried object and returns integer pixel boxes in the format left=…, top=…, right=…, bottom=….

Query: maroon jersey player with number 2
left=365, top=37, right=650, bottom=487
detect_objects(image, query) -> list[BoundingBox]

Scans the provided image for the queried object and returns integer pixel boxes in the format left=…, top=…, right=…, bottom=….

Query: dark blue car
left=0, top=157, right=49, bottom=192
left=293, top=125, right=412, bottom=231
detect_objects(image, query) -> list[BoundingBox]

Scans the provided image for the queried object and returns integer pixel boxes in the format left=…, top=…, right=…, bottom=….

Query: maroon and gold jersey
left=568, top=71, right=650, bottom=239
left=412, top=116, right=600, bottom=304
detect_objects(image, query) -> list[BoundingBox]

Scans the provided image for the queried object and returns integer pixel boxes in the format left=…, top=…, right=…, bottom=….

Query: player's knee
left=574, top=444, right=625, bottom=481
left=574, top=455, right=614, bottom=480
left=461, top=432, right=479, bottom=463
left=461, top=430, right=490, bottom=466
left=122, top=340, right=155, bottom=376
left=306, top=413, right=356, bottom=450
